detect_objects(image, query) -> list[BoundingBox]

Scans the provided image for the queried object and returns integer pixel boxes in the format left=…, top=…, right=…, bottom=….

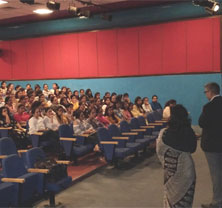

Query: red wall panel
left=42, top=35, right=62, bottom=79
left=59, top=33, right=79, bottom=78
left=78, top=32, right=98, bottom=77
left=212, top=17, right=220, bottom=72
left=0, top=41, right=12, bottom=80
left=162, top=21, right=187, bottom=74
left=11, top=39, right=28, bottom=80
left=117, top=28, right=139, bottom=76
left=139, top=25, right=162, bottom=75
left=97, top=30, right=118, bottom=77
left=187, top=18, right=213, bottom=72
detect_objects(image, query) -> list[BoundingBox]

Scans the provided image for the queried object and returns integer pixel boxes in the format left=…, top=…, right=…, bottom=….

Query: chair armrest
left=60, top=137, right=76, bottom=141
left=156, top=120, right=168, bottom=123
left=28, top=168, right=49, bottom=174
left=131, top=129, right=146, bottom=132
left=31, top=132, right=43, bottom=136
left=140, top=126, right=155, bottom=129
left=112, top=136, right=129, bottom=140
left=0, top=155, right=7, bottom=159
left=17, top=149, right=28, bottom=153
left=56, top=160, right=71, bottom=165
left=148, top=123, right=163, bottom=126
left=121, top=132, right=138, bottom=136
left=1, top=178, right=25, bottom=183
left=0, top=127, right=12, bottom=130
left=100, top=141, right=118, bottom=145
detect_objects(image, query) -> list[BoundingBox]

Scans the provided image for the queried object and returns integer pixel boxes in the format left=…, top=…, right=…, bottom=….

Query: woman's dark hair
left=45, top=107, right=51, bottom=113
left=111, top=92, right=117, bottom=97
left=74, top=110, right=84, bottom=119
left=7, top=83, right=13, bottom=90
left=5, top=96, right=11, bottom=104
left=168, top=104, right=191, bottom=131
left=134, top=96, right=144, bottom=113
left=17, top=104, right=25, bottom=110
left=19, top=95, right=26, bottom=102
left=142, top=97, right=148, bottom=103
left=0, top=106, right=10, bottom=120
left=1, top=81, right=6, bottom=87
left=34, top=84, right=40, bottom=91
left=105, top=106, right=118, bottom=123
left=94, top=92, right=100, bottom=99
left=116, top=94, right=122, bottom=103
left=30, top=101, right=42, bottom=115
left=35, top=90, right=42, bottom=97
left=15, top=85, right=21, bottom=91
left=85, top=89, right=93, bottom=98
left=164, top=99, right=177, bottom=108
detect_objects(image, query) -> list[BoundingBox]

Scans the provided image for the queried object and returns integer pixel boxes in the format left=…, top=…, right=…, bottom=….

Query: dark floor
left=36, top=126, right=213, bottom=208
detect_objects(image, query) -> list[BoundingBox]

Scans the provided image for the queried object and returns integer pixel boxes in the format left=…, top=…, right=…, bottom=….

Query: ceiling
left=0, top=0, right=183, bottom=26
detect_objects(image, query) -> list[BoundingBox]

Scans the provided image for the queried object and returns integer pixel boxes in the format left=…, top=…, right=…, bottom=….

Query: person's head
left=95, top=98, right=101, bottom=106
left=115, top=102, right=122, bottom=109
left=105, top=92, right=110, bottom=98
left=168, top=104, right=191, bottom=130
left=60, top=97, right=68, bottom=107
left=51, top=96, right=58, bottom=105
left=79, top=102, right=85, bottom=111
left=135, top=96, right=142, bottom=106
left=152, top=95, right=158, bottom=103
left=89, top=108, right=97, bottom=119
left=97, top=107, right=103, bottom=116
left=80, top=89, right=85, bottom=96
left=73, top=90, right=79, bottom=97
left=31, top=101, right=42, bottom=118
left=7, top=83, right=14, bottom=91
left=0, top=106, right=10, bottom=118
left=105, top=106, right=113, bottom=117
left=66, top=103, right=73, bottom=113
left=17, top=104, right=25, bottom=114
left=94, top=92, right=100, bottom=99
left=104, top=97, right=111, bottom=106
left=19, top=96, right=28, bottom=105
left=110, top=94, right=116, bottom=103
left=15, top=85, right=21, bottom=91
left=43, top=84, right=48, bottom=91
left=75, top=110, right=85, bottom=121
left=164, top=99, right=177, bottom=108
left=123, top=93, right=130, bottom=102
left=129, top=102, right=134, bottom=111
left=1, top=81, right=6, bottom=89
left=39, top=94, right=45, bottom=103
left=5, top=96, right=12, bottom=105
left=123, top=101, right=129, bottom=110
left=52, top=83, right=59, bottom=90
left=204, top=82, right=220, bottom=100
left=142, top=97, right=149, bottom=105
left=61, top=86, right=67, bottom=94
left=34, top=84, right=40, bottom=92
left=28, top=94, right=35, bottom=103
left=35, top=90, right=42, bottom=97
left=45, top=107, right=54, bottom=118
left=26, top=84, right=31, bottom=90
left=56, top=106, right=65, bottom=117
left=15, top=90, right=23, bottom=99
left=80, top=95, right=87, bottom=103
left=85, top=89, right=93, bottom=97
left=71, top=95, right=78, bottom=103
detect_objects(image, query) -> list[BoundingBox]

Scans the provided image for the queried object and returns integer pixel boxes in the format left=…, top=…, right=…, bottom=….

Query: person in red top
left=14, top=104, right=30, bottom=127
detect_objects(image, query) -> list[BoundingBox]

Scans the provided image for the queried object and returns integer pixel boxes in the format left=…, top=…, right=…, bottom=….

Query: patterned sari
left=156, top=128, right=196, bottom=208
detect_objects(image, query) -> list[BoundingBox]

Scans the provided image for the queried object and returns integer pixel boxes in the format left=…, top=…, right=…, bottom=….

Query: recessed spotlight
left=0, top=0, right=8, bottom=5
left=33, top=9, right=53, bottom=14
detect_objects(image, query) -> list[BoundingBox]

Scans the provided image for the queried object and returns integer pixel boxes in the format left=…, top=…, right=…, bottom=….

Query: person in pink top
left=14, top=104, right=30, bottom=127
left=96, top=108, right=110, bottom=128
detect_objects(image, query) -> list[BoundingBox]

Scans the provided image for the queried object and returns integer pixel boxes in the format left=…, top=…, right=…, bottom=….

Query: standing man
left=199, top=82, right=222, bottom=208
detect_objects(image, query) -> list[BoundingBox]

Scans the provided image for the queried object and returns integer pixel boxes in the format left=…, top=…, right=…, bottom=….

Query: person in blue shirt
left=150, top=95, right=162, bottom=111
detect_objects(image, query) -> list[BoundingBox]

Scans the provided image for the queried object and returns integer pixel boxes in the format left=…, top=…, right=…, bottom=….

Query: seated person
left=96, top=108, right=110, bottom=128
left=122, top=101, right=133, bottom=122
left=43, top=107, right=60, bottom=131
left=163, top=99, right=177, bottom=120
left=131, top=96, right=146, bottom=117
left=150, top=95, right=162, bottom=111
left=113, top=102, right=124, bottom=120
left=105, top=106, right=120, bottom=125
left=14, top=104, right=30, bottom=128
left=142, top=97, right=153, bottom=114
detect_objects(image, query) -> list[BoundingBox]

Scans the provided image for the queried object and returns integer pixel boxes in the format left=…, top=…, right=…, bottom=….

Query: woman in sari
left=156, top=104, right=197, bottom=207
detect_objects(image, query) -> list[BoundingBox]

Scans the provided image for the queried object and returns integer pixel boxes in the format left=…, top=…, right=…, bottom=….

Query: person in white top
left=42, top=84, right=51, bottom=98
left=163, top=99, right=177, bottom=120
left=43, top=107, right=60, bottom=131
left=142, top=97, right=153, bottom=114
left=28, top=104, right=45, bottom=134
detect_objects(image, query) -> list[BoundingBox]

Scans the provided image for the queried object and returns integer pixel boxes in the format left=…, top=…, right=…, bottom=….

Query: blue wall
left=9, top=73, right=221, bottom=125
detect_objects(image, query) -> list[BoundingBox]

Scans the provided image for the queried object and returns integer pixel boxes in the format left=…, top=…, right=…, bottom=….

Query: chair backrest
left=130, top=118, right=140, bottom=129
left=97, top=127, right=111, bottom=142
left=153, top=111, right=162, bottom=121
left=0, top=129, right=9, bottom=138
left=119, top=121, right=135, bottom=142
left=108, top=124, right=125, bottom=148
left=2, top=154, right=27, bottom=178
left=138, top=116, right=146, bottom=126
left=26, top=147, right=45, bottom=168
left=147, top=113, right=155, bottom=123
left=0, top=137, right=17, bottom=156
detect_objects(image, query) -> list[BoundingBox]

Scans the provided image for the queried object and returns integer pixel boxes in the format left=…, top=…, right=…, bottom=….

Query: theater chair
left=120, top=120, right=155, bottom=149
left=146, top=113, right=166, bottom=130
left=1, top=154, right=44, bottom=206
left=0, top=127, right=12, bottom=137
left=58, top=124, right=94, bottom=165
left=25, top=147, right=72, bottom=207
left=0, top=181, right=18, bottom=207
left=108, top=124, right=143, bottom=154
left=97, top=127, right=135, bottom=166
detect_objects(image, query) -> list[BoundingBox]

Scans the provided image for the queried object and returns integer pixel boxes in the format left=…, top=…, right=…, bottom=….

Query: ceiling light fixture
left=68, top=6, right=91, bottom=18
left=0, top=0, right=8, bottom=5
left=193, top=0, right=220, bottom=14
left=46, top=1, right=60, bottom=11
left=33, top=9, right=53, bottom=14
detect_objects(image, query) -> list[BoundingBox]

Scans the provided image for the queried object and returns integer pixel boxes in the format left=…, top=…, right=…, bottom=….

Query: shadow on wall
left=10, top=73, right=221, bottom=125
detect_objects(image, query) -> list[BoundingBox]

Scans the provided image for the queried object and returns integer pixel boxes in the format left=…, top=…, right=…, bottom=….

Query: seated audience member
left=66, top=89, right=72, bottom=103
left=39, top=94, right=48, bottom=108
left=65, top=103, right=74, bottom=123
left=51, top=96, right=59, bottom=112
left=96, top=108, right=110, bottom=128
left=0, top=81, right=7, bottom=96
left=73, top=90, right=79, bottom=100
left=105, top=106, right=120, bottom=125
left=79, top=89, right=85, bottom=97
left=122, top=101, right=132, bottom=122
left=87, top=108, right=104, bottom=130
left=6, top=83, right=15, bottom=95
left=55, top=106, right=69, bottom=125
left=113, top=102, right=124, bottom=120
left=0, top=106, right=28, bottom=149
left=34, top=84, right=41, bottom=94
left=25, top=83, right=31, bottom=92
left=73, top=111, right=95, bottom=136
left=131, top=96, right=146, bottom=117
left=0, top=89, right=5, bottom=107
left=94, top=98, right=101, bottom=111
left=77, top=102, right=89, bottom=118
left=43, top=84, right=51, bottom=98
left=60, top=97, right=69, bottom=109
left=5, top=96, right=17, bottom=115
left=102, top=97, right=111, bottom=115
left=80, top=95, right=88, bottom=107
left=150, top=95, right=162, bottom=111
left=163, top=99, right=177, bottom=120
left=71, top=95, right=79, bottom=112
left=94, top=92, right=100, bottom=100
left=142, top=97, right=153, bottom=114
left=61, top=86, right=67, bottom=94
left=85, top=88, right=93, bottom=101
left=50, top=83, right=59, bottom=94
left=110, top=94, right=117, bottom=107
left=128, top=102, right=134, bottom=117
left=43, top=107, right=60, bottom=131
left=14, top=104, right=30, bottom=127
left=47, top=94, right=54, bottom=107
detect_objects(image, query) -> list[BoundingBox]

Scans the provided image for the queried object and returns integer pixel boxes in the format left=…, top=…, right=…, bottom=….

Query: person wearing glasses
left=199, top=82, right=222, bottom=208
